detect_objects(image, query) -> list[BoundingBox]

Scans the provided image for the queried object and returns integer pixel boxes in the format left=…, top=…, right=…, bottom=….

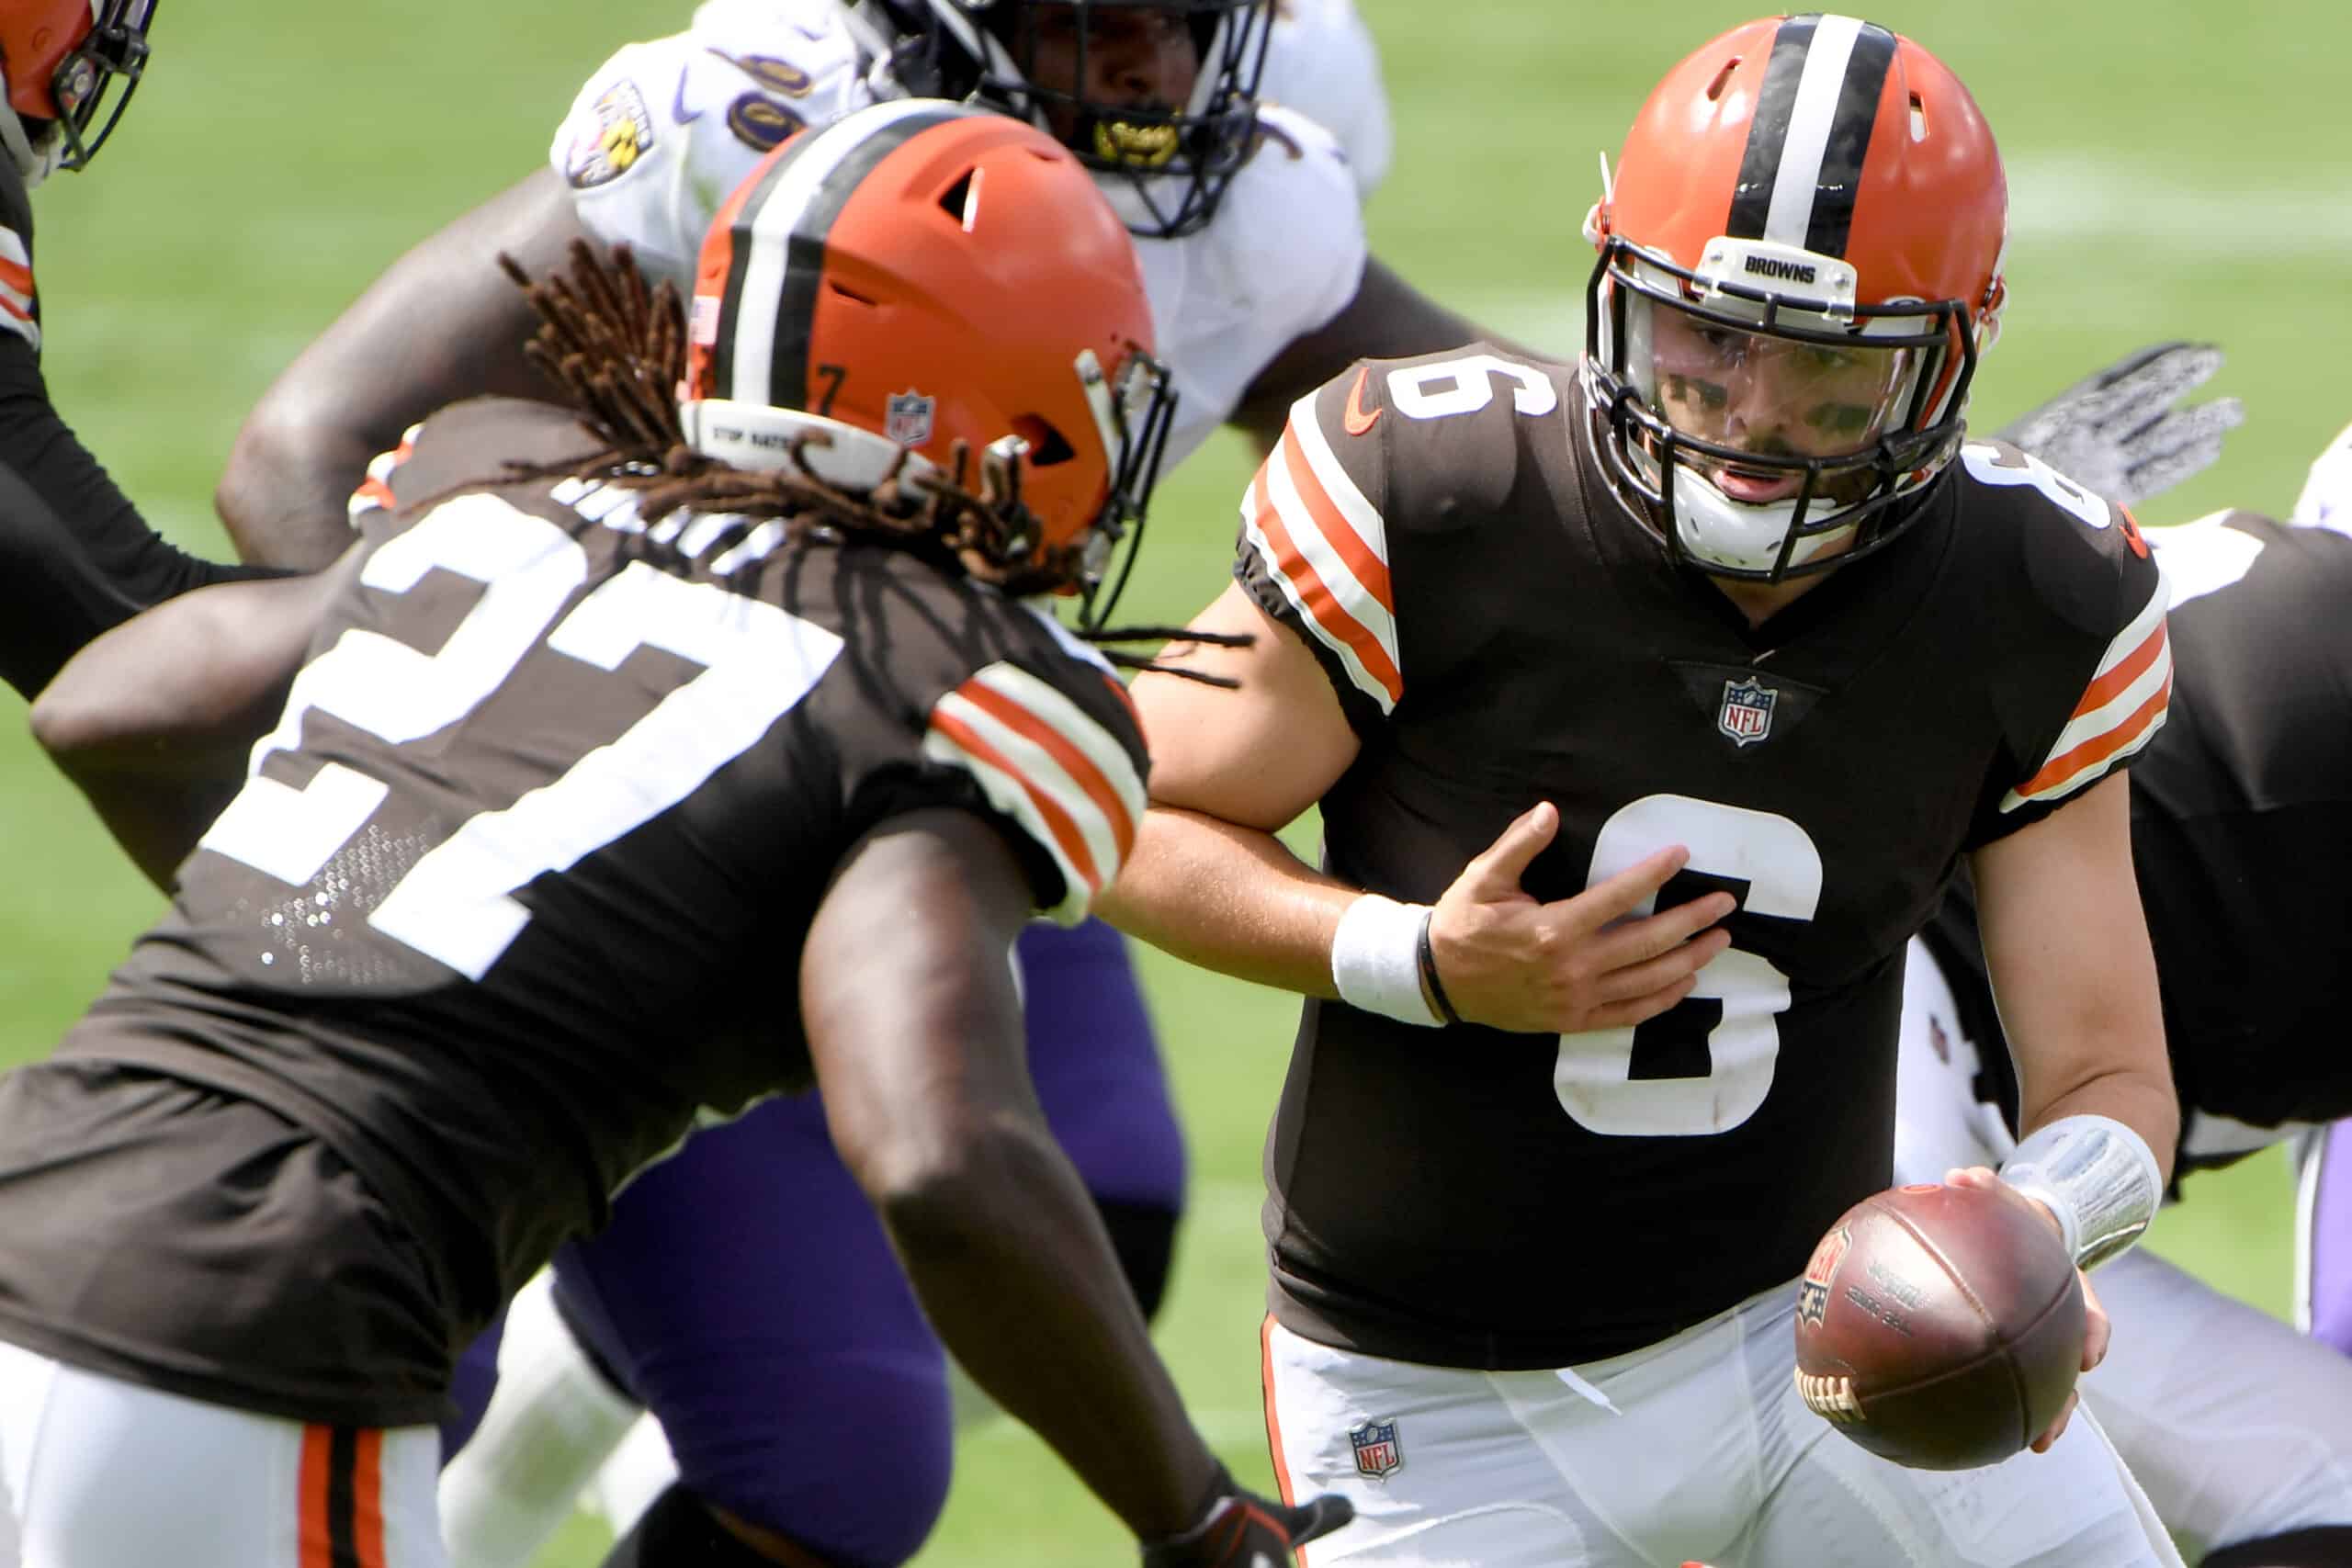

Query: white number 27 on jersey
left=199, top=493, right=842, bottom=980
left=1553, top=795, right=1823, bottom=1137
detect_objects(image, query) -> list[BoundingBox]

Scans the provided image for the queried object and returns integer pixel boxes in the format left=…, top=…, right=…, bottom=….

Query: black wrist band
left=1415, top=908, right=1464, bottom=1026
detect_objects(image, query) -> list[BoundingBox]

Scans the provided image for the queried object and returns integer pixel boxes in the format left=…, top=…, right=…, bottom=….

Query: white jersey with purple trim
left=548, top=0, right=1368, bottom=470
left=1259, top=0, right=1392, bottom=197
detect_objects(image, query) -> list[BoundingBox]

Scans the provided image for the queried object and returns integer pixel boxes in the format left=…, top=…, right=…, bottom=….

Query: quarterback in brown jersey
left=1102, top=16, right=2185, bottom=1567
left=0, top=103, right=1348, bottom=1568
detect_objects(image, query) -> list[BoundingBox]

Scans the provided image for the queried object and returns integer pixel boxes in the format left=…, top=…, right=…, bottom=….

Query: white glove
left=1995, top=342, right=2245, bottom=505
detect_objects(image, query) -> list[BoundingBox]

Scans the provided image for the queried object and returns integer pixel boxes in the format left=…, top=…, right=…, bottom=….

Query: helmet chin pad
left=1668, top=465, right=1849, bottom=576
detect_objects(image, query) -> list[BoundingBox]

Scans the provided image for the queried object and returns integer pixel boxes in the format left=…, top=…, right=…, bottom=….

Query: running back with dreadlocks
left=17, top=257, right=1178, bottom=1438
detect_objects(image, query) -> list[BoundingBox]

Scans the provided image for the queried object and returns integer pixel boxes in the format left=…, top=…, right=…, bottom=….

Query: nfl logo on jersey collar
left=1717, top=678, right=1777, bottom=747
left=1349, top=1416, right=1403, bottom=1479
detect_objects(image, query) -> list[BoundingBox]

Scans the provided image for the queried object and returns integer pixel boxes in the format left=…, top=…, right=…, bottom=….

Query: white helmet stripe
left=723, top=97, right=969, bottom=409
left=1760, top=15, right=1863, bottom=248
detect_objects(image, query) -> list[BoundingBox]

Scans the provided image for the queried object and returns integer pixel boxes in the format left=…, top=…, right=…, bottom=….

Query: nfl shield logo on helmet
left=885, top=389, right=935, bottom=447
left=1349, top=1417, right=1403, bottom=1480
left=1717, top=678, right=1777, bottom=748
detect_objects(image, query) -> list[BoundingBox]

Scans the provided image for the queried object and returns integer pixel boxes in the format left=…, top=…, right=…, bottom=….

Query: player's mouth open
left=1093, top=118, right=1181, bottom=168
left=1713, top=468, right=1804, bottom=504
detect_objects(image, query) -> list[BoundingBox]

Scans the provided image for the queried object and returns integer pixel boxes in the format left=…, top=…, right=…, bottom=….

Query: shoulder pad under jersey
left=348, top=398, right=601, bottom=526
left=1231, top=344, right=1567, bottom=731
left=550, top=1, right=878, bottom=291
left=1951, top=438, right=2171, bottom=829
left=914, top=612, right=1148, bottom=926
left=814, top=552, right=1147, bottom=926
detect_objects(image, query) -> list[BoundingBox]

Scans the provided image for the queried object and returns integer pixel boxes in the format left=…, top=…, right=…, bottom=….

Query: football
left=1792, top=1181, right=2086, bottom=1470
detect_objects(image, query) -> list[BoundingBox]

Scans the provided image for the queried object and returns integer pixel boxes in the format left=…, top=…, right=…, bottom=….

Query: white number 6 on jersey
left=1554, top=795, right=1823, bottom=1137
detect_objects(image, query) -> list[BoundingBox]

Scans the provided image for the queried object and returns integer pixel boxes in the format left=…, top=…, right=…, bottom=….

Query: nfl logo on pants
left=1349, top=1417, right=1402, bottom=1479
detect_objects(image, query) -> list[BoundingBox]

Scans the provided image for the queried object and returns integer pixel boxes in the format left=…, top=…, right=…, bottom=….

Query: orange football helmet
left=681, top=98, right=1175, bottom=626
left=1583, top=14, right=2007, bottom=581
left=0, top=0, right=156, bottom=183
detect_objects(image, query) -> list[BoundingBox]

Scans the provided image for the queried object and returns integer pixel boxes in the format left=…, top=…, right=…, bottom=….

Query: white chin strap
left=678, top=401, right=940, bottom=493
left=1669, top=466, right=1851, bottom=576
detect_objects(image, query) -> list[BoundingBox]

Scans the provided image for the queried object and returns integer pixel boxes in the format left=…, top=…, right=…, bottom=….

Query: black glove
left=1993, top=341, right=2244, bottom=505
left=1140, top=1468, right=1354, bottom=1567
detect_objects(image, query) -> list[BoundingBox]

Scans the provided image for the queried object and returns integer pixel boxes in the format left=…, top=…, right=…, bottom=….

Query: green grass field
left=0, top=1, right=2343, bottom=1562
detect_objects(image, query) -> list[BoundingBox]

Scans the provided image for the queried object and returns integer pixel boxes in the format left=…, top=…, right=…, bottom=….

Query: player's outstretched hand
left=1427, top=802, right=1735, bottom=1035
left=1994, top=341, right=2245, bottom=506
left=1139, top=1471, right=1353, bottom=1567
left=1943, top=1165, right=2109, bottom=1454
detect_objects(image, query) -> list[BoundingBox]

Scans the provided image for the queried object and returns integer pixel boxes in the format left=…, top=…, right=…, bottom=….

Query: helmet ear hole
left=936, top=170, right=978, bottom=228
left=1011, top=414, right=1077, bottom=466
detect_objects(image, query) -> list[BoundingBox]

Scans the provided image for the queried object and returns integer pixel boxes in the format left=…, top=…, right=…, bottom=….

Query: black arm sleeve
left=0, top=342, right=285, bottom=700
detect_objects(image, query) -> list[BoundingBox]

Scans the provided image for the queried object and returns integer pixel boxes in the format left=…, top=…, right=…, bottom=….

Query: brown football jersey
left=1234, top=346, right=2170, bottom=1369
left=0, top=399, right=1149, bottom=1426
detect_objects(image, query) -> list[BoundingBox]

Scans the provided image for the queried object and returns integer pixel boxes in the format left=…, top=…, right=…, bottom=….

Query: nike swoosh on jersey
left=673, top=65, right=701, bottom=124
left=1343, top=367, right=1382, bottom=436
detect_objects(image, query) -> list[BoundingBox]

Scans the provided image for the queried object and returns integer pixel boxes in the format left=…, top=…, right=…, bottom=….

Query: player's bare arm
left=28, top=547, right=356, bottom=889
left=1957, top=771, right=2177, bottom=1451
left=1229, top=257, right=1544, bottom=450
left=801, top=807, right=1218, bottom=1540
left=1972, top=773, right=2178, bottom=1186
left=214, top=170, right=584, bottom=570
left=1102, top=581, right=1732, bottom=1030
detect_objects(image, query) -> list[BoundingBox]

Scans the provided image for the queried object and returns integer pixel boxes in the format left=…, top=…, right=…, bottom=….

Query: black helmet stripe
left=716, top=98, right=974, bottom=412
left=1724, top=14, right=1899, bottom=259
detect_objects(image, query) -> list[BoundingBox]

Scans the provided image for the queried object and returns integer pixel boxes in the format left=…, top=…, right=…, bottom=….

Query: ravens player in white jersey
left=198, top=4, right=1482, bottom=1564
left=1102, top=16, right=2186, bottom=1565
left=7, top=102, right=1352, bottom=1568
left=1894, top=426, right=2352, bottom=1568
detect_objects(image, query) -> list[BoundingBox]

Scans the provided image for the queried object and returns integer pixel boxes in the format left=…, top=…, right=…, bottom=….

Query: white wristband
left=1330, top=895, right=1443, bottom=1027
left=1999, top=1113, right=2164, bottom=1270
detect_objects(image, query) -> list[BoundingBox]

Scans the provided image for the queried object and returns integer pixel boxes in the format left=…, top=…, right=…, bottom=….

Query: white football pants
left=0, top=1338, right=443, bottom=1568
left=1261, top=1293, right=2177, bottom=1568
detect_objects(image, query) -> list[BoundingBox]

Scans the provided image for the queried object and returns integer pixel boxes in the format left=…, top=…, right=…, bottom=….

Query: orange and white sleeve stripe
left=346, top=423, right=426, bottom=525
left=2000, top=576, right=2172, bottom=813
left=0, top=225, right=38, bottom=353
left=1239, top=393, right=1402, bottom=714
left=922, top=660, right=1148, bottom=925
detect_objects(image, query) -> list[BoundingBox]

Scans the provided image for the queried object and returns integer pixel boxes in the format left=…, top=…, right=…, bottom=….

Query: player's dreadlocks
left=497, top=241, right=1243, bottom=679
